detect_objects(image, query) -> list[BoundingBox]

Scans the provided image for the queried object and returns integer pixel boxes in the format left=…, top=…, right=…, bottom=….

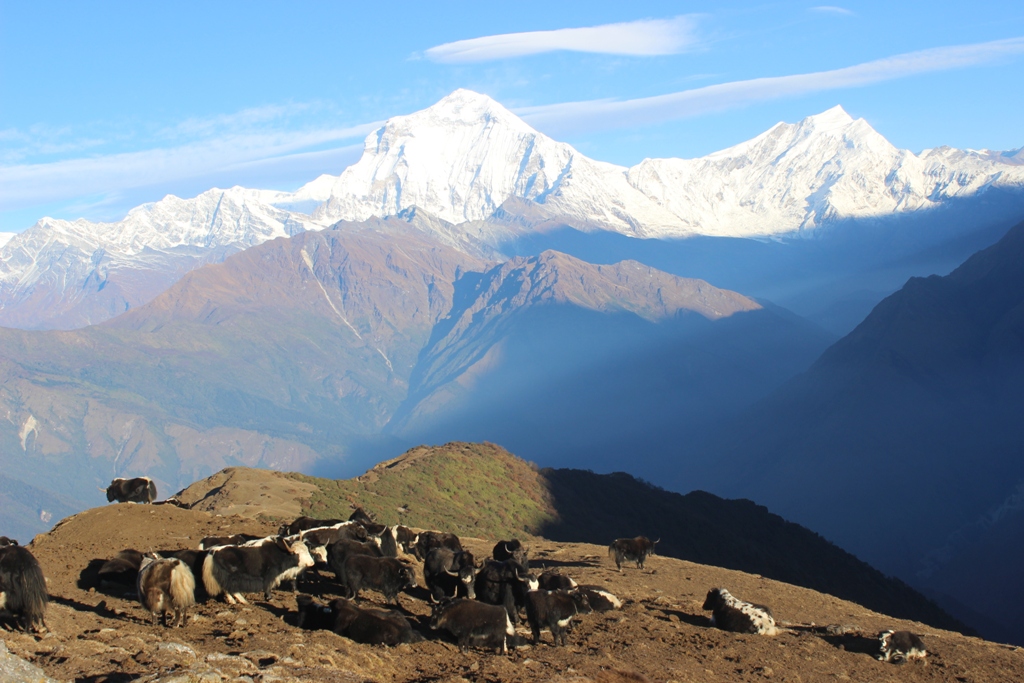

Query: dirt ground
left=2, top=503, right=1023, bottom=683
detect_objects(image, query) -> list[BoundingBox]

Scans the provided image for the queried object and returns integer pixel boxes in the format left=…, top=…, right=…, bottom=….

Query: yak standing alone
left=608, top=536, right=658, bottom=571
left=106, top=477, right=158, bottom=504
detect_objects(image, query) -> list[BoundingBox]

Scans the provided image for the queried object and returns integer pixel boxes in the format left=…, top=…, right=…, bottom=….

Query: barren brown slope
left=7, top=501, right=1024, bottom=683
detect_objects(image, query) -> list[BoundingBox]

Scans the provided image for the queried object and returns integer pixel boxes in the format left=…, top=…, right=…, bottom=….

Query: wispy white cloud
left=424, top=16, right=700, bottom=63
left=0, top=121, right=378, bottom=213
left=810, top=6, right=855, bottom=16
left=517, top=37, right=1024, bottom=135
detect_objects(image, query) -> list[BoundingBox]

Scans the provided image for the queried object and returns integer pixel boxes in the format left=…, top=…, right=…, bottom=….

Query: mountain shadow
left=537, top=467, right=970, bottom=636
left=688, top=216, right=1024, bottom=644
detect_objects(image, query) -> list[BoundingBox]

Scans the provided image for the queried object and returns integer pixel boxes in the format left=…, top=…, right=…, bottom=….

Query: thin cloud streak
left=811, top=6, right=855, bottom=16
left=425, top=16, right=699, bottom=63
left=0, top=122, right=380, bottom=212
left=517, top=37, right=1024, bottom=135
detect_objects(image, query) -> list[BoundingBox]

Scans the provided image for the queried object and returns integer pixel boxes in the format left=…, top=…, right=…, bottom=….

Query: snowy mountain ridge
left=2, top=88, right=1023, bottom=329
left=312, top=90, right=1024, bottom=238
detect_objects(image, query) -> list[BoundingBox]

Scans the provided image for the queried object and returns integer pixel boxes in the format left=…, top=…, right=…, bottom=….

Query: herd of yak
left=0, top=476, right=927, bottom=665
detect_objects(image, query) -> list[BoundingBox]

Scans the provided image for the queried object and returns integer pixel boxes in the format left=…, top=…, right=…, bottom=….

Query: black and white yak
left=0, top=544, right=48, bottom=632
left=430, top=598, right=517, bottom=654
left=525, top=588, right=592, bottom=646
left=106, top=477, right=157, bottom=504
left=878, top=630, right=927, bottom=663
left=608, top=536, right=658, bottom=571
left=702, top=588, right=779, bottom=635
left=576, top=584, right=622, bottom=611
left=278, top=516, right=346, bottom=537
left=202, top=537, right=314, bottom=604
left=296, top=594, right=423, bottom=645
left=137, top=556, right=196, bottom=627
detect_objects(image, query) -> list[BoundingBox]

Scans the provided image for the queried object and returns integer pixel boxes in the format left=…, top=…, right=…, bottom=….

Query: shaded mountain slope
left=692, top=218, right=1024, bottom=643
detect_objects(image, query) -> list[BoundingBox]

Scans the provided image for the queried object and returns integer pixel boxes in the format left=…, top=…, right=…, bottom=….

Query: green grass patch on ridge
left=288, top=442, right=558, bottom=539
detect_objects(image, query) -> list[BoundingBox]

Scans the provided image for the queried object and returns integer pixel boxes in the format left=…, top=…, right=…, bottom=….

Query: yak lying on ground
left=0, top=544, right=48, bottom=632
left=97, top=549, right=144, bottom=586
left=106, top=477, right=157, bottom=504
left=878, top=630, right=927, bottom=663
left=137, top=556, right=195, bottom=627
left=608, top=536, right=658, bottom=571
left=525, top=589, right=592, bottom=646
left=202, top=537, right=314, bottom=604
left=430, top=598, right=516, bottom=654
left=335, top=555, right=416, bottom=604
left=0, top=537, right=17, bottom=547
left=198, top=534, right=261, bottom=550
left=576, top=584, right=622, bottom=611
left=702, top=588, right=779, bottom=635
left=296, top=594, right=423, bottom=645
left=538, top=570, right=577, bottom=591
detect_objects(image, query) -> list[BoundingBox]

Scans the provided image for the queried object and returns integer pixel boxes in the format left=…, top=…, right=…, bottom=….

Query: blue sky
left=1, top=0, right=1023, bottom=231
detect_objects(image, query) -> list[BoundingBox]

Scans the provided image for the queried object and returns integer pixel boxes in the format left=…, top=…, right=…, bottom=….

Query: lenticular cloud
left=424, top=16, right=698, bottom=63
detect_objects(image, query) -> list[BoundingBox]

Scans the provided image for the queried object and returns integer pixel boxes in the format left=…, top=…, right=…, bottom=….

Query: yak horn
left=444, top=567, right=459, bottom=577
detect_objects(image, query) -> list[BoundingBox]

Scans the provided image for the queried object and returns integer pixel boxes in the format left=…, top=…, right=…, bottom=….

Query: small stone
left=469, top=662, right=479, bottom=672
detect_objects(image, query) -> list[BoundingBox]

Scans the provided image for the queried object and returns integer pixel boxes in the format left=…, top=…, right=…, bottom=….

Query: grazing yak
left=203, top=537, right=314, bottom=604
left=137, top=556, right=196, bottom=627
left=878, top=630, right=927, bottom=663
left=525, top=589, right=592, bottom=646
left=0, top=544, right=48, bottom=632
left=430, top=598, right=516, bottom=654
left=702, top=588, right=779, bottom=636
left=608, top=536, right=658, bottom=571
left=296, top=594, right=423, bottom=645
left=106, top=477, right=157, bottom=504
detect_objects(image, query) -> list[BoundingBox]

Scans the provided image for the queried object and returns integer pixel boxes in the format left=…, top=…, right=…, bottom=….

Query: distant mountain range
left=0, top=216, right=830, bottom=543
left=3, top=89, right=1023, bottom=331
left=689, top=219, right=1024, bottom=645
